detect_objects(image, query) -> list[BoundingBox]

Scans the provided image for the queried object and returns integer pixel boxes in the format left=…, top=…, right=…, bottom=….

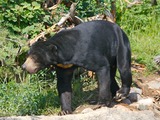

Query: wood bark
left=151, top=0, right=157, bottom=6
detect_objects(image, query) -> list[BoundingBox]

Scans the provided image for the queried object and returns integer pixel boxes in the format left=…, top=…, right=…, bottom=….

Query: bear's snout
left=22, top=56, right=39, bottom=74
left=22, top=63, right=26, bottom=70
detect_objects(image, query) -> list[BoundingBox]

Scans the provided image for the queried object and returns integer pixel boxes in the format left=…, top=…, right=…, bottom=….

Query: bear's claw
left=114, top=87, right=130, bottom=102
left=58, top=110, right=72, bottom=116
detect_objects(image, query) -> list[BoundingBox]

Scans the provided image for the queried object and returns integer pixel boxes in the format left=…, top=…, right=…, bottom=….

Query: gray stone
left=154, top=55, right=160, bottom=65
left=130, top=87, right=142, bottom=94
left=1, top=106, right=159, bottom=120
left=128, top=87, right=143, bottom=102
left=147, top=79, right=160, bottom=89
left=129, top=102, right=139, bottom=108
left=137, top=98, right=154, bottom=110
left=81, top=108, right=93, bottom=114
left=128, top=93, right=142, bottom=102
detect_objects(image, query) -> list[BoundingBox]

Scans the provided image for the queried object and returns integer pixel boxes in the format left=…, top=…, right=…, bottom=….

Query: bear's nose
left=22, top=64, right=26, bottom=70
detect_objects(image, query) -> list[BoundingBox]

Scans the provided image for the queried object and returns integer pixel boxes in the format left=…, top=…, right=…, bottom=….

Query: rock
left=129, top=102, right=139, bottom=108
left=130, top=87, right=142, bottom=94
left=128, top=87, right=143, bottom=102
left=128, top=93, right=142, bottom=102
left=154, top=55, right=160, bottom=65
left=1, top=106, right=159, bottom=120
left=137, top=98, right=154, bottom=110
left=81, top=108, right=93, bottom=114
left=147, top=79, right=160, bottom=89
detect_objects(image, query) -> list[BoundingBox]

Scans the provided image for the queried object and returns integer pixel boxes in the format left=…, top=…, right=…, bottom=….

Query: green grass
left=128, top=20, right=160, bottom=72
left=0, top=72, right=98, bottom=116
left=0, top=77, right=60, bottom=116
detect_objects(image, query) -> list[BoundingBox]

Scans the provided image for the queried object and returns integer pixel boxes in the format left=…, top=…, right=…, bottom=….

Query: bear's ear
left=48, top=44, right=58, bottom=53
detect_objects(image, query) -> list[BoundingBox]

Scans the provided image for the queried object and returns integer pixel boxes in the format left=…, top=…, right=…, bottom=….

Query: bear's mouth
left=28, top=67, right=39, bottom=74
left=23, top=64, right=40, bottom=74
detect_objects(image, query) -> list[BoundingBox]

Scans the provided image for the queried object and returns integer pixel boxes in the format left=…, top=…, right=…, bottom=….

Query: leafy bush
left=0, top=78, right=59, bottom=116
left=0, top=0, right=110, bottom=37
left=0, top=29, right=59, bottom=115
left=76, top=0, right=109, bottom=18
left=0, top=0, right=62, bottom=37
left=0, top=28, right=23, bottom=82
left=117, top=0, right=160, bottom=33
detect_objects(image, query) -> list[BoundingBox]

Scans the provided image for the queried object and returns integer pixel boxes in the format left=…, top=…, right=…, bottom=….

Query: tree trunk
left=151, top=0, right=157, bottom=6
left=111, top=0, right=116, bottom=22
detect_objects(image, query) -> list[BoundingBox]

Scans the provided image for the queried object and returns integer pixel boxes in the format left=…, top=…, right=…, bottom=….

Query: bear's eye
left=31, top=55, right=38, bottom=61
left=26, top=54, right=29, bottom=58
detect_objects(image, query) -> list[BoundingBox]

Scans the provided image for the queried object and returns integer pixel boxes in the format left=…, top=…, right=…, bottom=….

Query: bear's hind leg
left=110, top=65, right=119, bottom=97
left=96, top=66, right=112, bottom=106
left=115, top=35, right=132, bottom=101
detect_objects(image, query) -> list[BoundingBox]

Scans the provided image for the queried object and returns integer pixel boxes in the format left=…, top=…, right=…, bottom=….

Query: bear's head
left=22, top=41, right=57, bottom=74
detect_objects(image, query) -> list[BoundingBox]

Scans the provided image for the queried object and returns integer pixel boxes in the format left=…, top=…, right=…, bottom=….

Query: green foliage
left=0, top=30, right=60, bottom=116
left=129, top=21, right=160, bottom=72
left=0, top=0, right=55, bottom=37
left=0, top=80, right=42, bottom=116
left=116, top=1, right=160, bottom=72
left=76, top=0, right=107, bottom=17
left=72, top=74, right=98, bottom=108
left=0, top=28, right=25, bottom=82
left=0, top=0, right=109, bottom=37
left=117, top=0, right=160, bottom=33
left=0, top=78, right=59, bottom=116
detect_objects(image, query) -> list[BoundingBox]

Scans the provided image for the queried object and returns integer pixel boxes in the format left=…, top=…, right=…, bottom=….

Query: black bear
left=22, top=20, right=132, bottom=115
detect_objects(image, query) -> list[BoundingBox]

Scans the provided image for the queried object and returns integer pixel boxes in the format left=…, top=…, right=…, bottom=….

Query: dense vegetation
left=0, top=0, right=160, bottom=116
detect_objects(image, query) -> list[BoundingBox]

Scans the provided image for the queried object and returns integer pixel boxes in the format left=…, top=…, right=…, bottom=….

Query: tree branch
left=28, top=2, right=83, bottom=46
left=125, top=0, right=142, bottom=7
left=48, top=0, right=62, bottom=10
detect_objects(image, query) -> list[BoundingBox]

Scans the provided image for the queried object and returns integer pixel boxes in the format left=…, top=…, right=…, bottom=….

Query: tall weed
left=117, top=2, right=160, bottom=72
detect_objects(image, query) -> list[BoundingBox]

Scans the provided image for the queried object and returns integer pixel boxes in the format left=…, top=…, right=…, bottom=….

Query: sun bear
left=22, top=20, right=132, bottom=115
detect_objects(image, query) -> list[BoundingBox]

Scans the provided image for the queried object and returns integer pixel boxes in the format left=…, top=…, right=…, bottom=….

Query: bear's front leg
left=96, top=67, right=112, bottom=106
left=56, top=67, right=75, bottom=115
left=59, top=92, right=72, bottom=115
